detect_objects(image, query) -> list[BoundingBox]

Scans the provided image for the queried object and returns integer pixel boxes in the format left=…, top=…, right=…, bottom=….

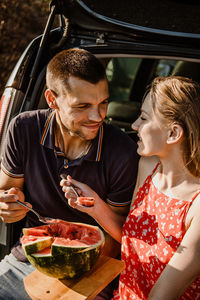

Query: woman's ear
left=167, top=123, right=184, bottom=144
left=45, top=89, right=58, bottom=109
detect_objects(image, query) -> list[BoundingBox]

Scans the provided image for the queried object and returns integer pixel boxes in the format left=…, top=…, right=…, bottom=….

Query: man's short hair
left=46, top=48, right=106, bottom=95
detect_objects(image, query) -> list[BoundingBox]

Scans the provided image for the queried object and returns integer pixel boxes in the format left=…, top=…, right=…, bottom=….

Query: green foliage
left=0, top=0, right=50, bottom=96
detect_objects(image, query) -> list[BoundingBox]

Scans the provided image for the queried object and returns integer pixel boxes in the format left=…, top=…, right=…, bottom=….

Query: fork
left=60, top=174, right=79, bottom=197
left=16, top=200, right=56, bottom=224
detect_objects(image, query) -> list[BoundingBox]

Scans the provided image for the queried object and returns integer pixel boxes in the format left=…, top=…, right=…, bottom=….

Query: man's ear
left=167, top=123, right=184, bottom=144
left=45, top=89, right=58, bottom=109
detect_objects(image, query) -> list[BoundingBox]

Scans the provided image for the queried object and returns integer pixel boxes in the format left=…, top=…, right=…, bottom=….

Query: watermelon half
left=21, top=219, right=105, bottom=279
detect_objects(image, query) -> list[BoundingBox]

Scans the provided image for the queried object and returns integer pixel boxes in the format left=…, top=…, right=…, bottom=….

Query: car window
left=171, top=60, right=200, bottom=83
left=105, top=58, right=178, bottom=103
left=106, top=57, right=142, bottom=102
left=155, top=59, right=177, bottom=76
left=104, top=57, right=147, bottom=138
left=104, top=57, right=194, bottom=139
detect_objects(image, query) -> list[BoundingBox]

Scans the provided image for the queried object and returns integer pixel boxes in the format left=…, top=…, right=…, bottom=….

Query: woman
left=61, top=76, right=200, bottom=299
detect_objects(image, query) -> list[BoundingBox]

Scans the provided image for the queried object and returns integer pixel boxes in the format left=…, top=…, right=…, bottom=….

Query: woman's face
left=132, top=93, right=169, bottom=157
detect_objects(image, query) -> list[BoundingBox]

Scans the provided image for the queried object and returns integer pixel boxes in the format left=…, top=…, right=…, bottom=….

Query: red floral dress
left=112, top=163, right=200, bottom=300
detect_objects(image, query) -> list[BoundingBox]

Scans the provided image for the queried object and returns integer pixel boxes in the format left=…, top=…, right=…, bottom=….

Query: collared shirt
left=1, top=108, right=139, bottom=228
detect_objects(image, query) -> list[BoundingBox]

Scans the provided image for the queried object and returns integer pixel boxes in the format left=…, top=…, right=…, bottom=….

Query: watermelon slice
left=21, top=235, right=53, bottom=255
left=76, top=196, right=95, bottom=207
left=21, top=220, right=104, bottom=279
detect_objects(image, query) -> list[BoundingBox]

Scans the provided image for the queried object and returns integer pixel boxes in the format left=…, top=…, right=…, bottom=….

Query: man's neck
left=54, top=121, right=91, bottom=160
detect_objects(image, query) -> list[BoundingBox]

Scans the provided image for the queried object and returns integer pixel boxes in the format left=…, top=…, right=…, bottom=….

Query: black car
left=1, top=0, right=200, bottom=259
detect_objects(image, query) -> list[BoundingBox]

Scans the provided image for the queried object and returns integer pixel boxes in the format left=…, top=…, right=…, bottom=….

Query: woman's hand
left=60, top=175, right=124, bottom=243
left=60, top=175, right=106, bottom=218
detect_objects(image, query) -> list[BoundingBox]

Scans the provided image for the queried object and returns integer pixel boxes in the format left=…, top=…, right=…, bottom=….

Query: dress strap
left=150, top=162, right=160, bottom=177
left=191, top=189, right=200, bottom=202
left=184, top=190, right=200, bottom=220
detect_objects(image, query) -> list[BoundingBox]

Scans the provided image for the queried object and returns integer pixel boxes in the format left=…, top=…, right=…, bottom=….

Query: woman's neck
left=153, top=157, right=200, bottom=201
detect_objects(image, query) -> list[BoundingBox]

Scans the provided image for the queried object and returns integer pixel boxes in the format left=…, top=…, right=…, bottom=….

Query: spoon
left=60, top=174, right=93, bottom=208
left=16, top=200, right=56, bottom=224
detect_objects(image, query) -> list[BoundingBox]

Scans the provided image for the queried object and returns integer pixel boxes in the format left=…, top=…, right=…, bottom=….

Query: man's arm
left=0, top=170, right=28, bottom=223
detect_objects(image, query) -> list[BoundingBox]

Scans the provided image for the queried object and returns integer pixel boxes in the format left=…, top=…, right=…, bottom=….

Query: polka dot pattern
left=112, top=164, right=200, bottom=299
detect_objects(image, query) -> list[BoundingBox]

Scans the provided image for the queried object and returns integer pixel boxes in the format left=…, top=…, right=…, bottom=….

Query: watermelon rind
left=27, top=245, right=102, bottom=279
left=22, top=236, right=53, bottom=255
left=21, top=221, right=105, bottom=279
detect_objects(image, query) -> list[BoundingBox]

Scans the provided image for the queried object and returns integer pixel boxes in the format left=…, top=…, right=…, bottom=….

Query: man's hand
left=0, top=187, right=30, bottom=223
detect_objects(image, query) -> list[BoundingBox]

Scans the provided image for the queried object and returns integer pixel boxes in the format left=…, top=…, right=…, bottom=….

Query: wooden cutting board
left=24, top=255, right=125, bottom=300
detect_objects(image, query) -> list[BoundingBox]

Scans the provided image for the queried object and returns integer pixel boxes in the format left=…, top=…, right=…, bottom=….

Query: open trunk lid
left=57, top=0, right=200, bottom=46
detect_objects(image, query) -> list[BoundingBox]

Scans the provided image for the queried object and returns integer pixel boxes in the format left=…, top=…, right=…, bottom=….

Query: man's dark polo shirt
left=1, top=109, right=139, bottom=258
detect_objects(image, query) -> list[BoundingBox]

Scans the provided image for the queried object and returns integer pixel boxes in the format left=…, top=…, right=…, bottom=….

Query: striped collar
left=95, top=125, right=103, bottom=162
left=40, top=111, right=104, bottom=162
left=40, top=111, right=55, bottom=147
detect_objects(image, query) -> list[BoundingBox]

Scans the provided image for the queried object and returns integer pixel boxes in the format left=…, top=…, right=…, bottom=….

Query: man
left=0, top=48, right=139, bottom=299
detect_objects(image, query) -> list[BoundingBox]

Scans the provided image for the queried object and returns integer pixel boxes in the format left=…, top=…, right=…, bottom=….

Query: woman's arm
left=91, top=199, right=126, bottom=243
left=60, top=156, right=158, bottom=243
left=61, top=176, right=126, bottom=243
left=148, top=209, right=200, bottom=299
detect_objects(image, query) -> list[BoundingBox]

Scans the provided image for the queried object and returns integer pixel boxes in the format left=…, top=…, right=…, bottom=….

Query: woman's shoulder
left=186, top=190, right=200, bottom=230
left=137, top=156, right=160, bottom=186
left=130, top=156, right=159, bottom=206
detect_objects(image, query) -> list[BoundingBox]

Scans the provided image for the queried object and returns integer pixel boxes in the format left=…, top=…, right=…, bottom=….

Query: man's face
left=54, top=76, right=109, bottom=140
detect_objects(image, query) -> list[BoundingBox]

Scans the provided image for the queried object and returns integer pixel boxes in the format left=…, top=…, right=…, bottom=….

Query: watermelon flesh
left=76, top=196, right=95, bottom=207
left=21, top=220, right=104, bottom=279
left=21, top=236, right=53, bottom=255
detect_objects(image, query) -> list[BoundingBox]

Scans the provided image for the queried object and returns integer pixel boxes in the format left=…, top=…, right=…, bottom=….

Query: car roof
left=57, top=0, right=200, bottom=47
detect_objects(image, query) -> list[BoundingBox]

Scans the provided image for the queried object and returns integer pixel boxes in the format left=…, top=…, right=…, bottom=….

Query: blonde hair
left=150, top=76, right=200, bottom=177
